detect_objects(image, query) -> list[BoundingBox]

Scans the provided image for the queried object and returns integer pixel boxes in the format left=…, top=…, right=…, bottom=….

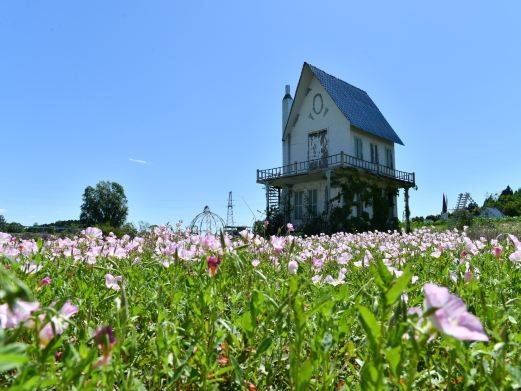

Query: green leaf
left=385, top=269, right=412, bottom=306
left=0, top=343, right=28, bottom=372
left=239, top=312, right=254, bottom=335
left=289, top=276, right=299, bottom=294
left=386, top=346, right=402, bottom=376
left=170, top=345, right=196, bottom=383
left=255, top=337, right=272, bottom=357
left=297, top=359, right=313, bottom=391
left=229, top=353, right=243, bottom=384
left=370, top=258, right=392, bottom=291
left=0, top=268, right=33, bottom=306
left=357, top=305, right=381, bottom=350
left=376, top=258, right=393, bottom=281
left=360, top=361, right=380, bottom=391
left=507, top=364, right=521, bottom=388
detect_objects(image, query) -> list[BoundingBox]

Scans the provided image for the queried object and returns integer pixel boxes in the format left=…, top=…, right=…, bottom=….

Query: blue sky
left=1, top=0, right=520, bottom=227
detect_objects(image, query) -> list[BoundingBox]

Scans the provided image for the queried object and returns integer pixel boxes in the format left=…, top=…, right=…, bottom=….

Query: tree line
left=0, top=181, right=138, bottom=236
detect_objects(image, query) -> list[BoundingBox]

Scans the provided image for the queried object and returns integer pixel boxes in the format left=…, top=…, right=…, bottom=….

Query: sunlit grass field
left=1, top=226, right=520, bottom=389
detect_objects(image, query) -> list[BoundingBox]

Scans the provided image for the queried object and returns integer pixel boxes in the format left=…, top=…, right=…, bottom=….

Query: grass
left=411, top=216, right=521, bottom=240
left=0, top=227, right=520, bottom=389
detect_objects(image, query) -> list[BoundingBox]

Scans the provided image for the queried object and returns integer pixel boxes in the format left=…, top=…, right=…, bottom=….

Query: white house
left=257, top=63, right=415, bottom=231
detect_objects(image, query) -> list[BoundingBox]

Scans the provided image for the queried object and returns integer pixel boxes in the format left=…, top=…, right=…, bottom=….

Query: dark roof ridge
left=305, top=62, right=368, bottom=95
left=303, top=62, right=404, bottom=145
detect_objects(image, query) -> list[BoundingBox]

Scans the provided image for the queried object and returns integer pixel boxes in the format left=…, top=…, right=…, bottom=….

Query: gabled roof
left=306, top=63, right=404, bottom=145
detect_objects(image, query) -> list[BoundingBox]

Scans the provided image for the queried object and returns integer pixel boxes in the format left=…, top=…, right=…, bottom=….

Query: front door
left=308, top=130, right=328, bottom=169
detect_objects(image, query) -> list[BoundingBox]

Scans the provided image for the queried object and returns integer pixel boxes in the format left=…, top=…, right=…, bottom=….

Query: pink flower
left=337, top=253, right=352, bottom=264
left=105, top=274, right=123, bottom=291
left=39, top=276, right=52, bottom=287
left=287, top=260, right=298, bottom=274
left=251, top=259, right=260, bottom=268
left=510, top=251, right=521, bottom=263
left=21, top=262, right=43, bottom=274
left=312, top=258, right=324, bottom=270
left=239, top=229, right=254, bottom=242
left=162, top=260, right=171, bottom=268
left=95, top=325, right=116, bottom=347
left=0, top=300, right=40, bottom=329
left=423, top=283, right=488, bottom=341
left=463, top=262, right=479, bottom=282
left=83, top=227, right=103, bottom=240
left=493, top=247, right=502, bottom=260
left=39, top=301, right=78, bottom=347
left=270, top=236, right=286, bottom=254
left=508, top=235, right=521, bottom=263
left=263, top=220, right=269, bottom=229
left=207, top=256, right=221, bottom=276
left=287, top=223, right=295, bottom=233
left=508, top=234, right=521, bottom=249
left=94, top=326, right=116, bottom=367
left=407, top=306, right=422, bottom=317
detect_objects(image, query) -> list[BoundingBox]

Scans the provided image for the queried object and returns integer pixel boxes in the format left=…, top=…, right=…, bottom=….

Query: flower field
left=1, top=226, right=520, bottom=389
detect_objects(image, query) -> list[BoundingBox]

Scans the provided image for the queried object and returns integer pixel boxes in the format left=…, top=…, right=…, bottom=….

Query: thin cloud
left=129, top=158, right=149, bottom=165
left=0, top=208, right=6, bottom=214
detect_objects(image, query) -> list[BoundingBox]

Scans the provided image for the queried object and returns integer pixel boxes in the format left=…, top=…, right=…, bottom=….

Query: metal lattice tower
left=454, top=192, right=475, bottom=211
left=226, top=191, right=235, bottom=227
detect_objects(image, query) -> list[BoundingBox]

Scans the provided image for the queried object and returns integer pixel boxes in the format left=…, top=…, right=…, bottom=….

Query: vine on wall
left=256, top=171, right=401, bottom=237
left=325, top=171, right=399, bottom=234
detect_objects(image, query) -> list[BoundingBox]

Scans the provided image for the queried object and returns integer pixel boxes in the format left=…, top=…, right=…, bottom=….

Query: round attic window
left=313, top=93, right=323, bottom=115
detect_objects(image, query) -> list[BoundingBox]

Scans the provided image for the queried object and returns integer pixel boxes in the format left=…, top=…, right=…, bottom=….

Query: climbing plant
left=256, top=171, right=401, bottom=237
left=328, top=170, right=399, bottom=233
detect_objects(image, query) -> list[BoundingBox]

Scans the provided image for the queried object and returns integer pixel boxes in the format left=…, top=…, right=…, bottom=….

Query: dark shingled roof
left=307, top=63, right=404, bottom=145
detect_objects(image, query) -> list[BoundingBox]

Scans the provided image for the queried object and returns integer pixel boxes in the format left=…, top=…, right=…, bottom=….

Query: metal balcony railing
left=257, top=152, right=415, bottom=185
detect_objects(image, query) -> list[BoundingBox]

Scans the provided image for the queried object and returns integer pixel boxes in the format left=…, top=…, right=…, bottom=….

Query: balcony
left=257, top=152, right=415, bottom=187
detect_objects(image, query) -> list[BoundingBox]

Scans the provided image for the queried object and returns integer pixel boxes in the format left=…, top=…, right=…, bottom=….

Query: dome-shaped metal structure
left=190, top=206, right=226, bottom=235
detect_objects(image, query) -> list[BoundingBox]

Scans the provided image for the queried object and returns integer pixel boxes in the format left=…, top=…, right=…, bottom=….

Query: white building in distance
left=257, top=63, right=416, bottom=232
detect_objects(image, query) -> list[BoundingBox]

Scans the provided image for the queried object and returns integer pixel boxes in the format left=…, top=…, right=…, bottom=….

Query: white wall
left=286, top=76, right=395, bottom=168
left=286, top=78, right=350, bottom=164
left=291, top=179, right=327, bottom=224
left=283, top=74, right=399, bottom=224
left=350, top=127, right=395, bottom=167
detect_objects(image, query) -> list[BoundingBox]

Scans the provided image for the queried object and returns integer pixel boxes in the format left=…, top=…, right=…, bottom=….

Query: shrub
left=449, top=209, right=474, bottom=230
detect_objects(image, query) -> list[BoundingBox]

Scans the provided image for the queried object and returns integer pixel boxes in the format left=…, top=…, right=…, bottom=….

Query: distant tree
left=501, top=186, right=514, bottom=196
left=466, top=201, right=480, bottom=215
left=483, top=186, right=521, bottom=217
left=80, top=181, right=128, bottom=228
left=138, top=221, right=152, bottom=233
left=0, top=216, right=25, bottom=233
left=4, top=222, right=25, bottom=233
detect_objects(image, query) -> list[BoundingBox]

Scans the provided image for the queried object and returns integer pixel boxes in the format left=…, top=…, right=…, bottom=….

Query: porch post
left=325, top=169, right=331, bottom=215
left=285, top=185, right=293, bottom=224
left=265, top=185, right=270, bottom=218
left=404, top=187, right=411, bottom=233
